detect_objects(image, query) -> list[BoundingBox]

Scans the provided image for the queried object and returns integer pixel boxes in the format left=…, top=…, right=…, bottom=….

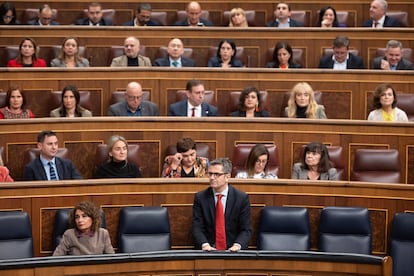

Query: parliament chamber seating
left=150, top=11, right=167, bottom=26
left=314, top=10, right=356, bottom=27
left=227, top=90, right=269, bottom=115
left=118, top=206, right=171, bottom=253
left=266, top=47, right=306, bottom=68
left=280, top=91, right=323, bottom=117
left=390, top=212, right=414, bottom=276
left=22, top=7, right=58, bottom=24
left=176, top=10, right=210, bottom=24
left=110, top=90, right=151, bottom=105
left=222, top=10, right=257, bottom=26
left=375, top=47, right=412, bottom=62
left=165, top=143, right=210, bottom=161
left=290, top=10, right=311, bottom=27
left=0, top=211, right=34, bottom=260
left=155, top=46, right=194, bottom=61
left=396, top=93, right=414, bottom=121
left=94, top=144, right=141, bottom=173
left=257, top=206, right=311, bottom=251
left=386, top=11, right=409, bottom=27
left=351, top=149, right=401, bottom=184
left=318, top=206, right=372, bottom=255
left=231, top=143, right=280, bottom=177
left=24, top=147, right=70, bottom=168
left=207, top=46, right=248, bottom=67
left=107, top=45, right=146, bottom=66
left=322, top=48, right=359, bottom=58
left=167, top=90, right=216, bottom=114
left=50, top=90, right=95, bottom=116
left=81, top=9, right=117, bottom=25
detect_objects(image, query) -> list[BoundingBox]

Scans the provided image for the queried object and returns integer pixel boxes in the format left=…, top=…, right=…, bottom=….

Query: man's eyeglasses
left=127, top=95, right=142, bottom=100
left=207, top=172, right=225, bottom=178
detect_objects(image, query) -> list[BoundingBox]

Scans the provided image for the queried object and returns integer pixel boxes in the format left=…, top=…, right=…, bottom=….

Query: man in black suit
left=27, top=4, right=60, bottom=26
left=362, top=0, right=400, bottom=27
left=75, top=2, right=113, bottom=26
left=123, top=3, right=161, bottom=26
left=174, top=1, right=213, bottom=26
left=23, top=130, right=82, bottom=181
left=372, top=40, right=414, bottom=70
left=154, top=38, right=196, bottom=67
left=192, top=158, right=251, bottom=251
left=319, top=36, right=365, bottom=69
left=169, top=80, right=218, bottom=116
left=266, top=2, right=304, bottom=27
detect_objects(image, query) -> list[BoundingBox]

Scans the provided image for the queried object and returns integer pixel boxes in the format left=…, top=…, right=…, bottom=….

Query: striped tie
left=48, top=162, right=57, bottom=180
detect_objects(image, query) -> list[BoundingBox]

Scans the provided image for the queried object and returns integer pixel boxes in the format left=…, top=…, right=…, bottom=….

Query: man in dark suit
left=362, top=0, right=400, bottom=27
left=192, top=158, right=251, bottom=251
left=372, top=40, right=414, bottom=70
left=75, top=2, right=113, bottom=26
left=319, top=36, right=365, bottom=69
left=23, top=130, right=82, bottom=181
left=266, top=2, right=304, bottom=27
left=154, top=38, right=196, bottom=67
left=27, top=4, right=60, bottom=26
left=123, top=3, right=161, bottom=26
left=108, top=82, right=160, bottom=116
left=169, top=80, right=218, bottom=116
left=174, top=1, right=213, bottom=26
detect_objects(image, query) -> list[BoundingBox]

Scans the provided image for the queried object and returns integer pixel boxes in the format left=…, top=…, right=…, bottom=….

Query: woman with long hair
left=51, top=37, right=89, bottom=67
left=285, top=82, right=327, bottom=119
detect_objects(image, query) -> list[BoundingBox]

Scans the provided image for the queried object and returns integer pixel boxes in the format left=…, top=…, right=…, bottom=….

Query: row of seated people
left=1, top=1, right=411, bottom=27
left=1, top=36, right=413, bottom=69
left=1, top=80, right=413, bottom=121
left=2, top=202, right=413, bottom=276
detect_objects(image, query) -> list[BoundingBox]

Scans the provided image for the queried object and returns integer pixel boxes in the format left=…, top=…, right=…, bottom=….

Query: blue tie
left=48, top=161, right=57, bottom=180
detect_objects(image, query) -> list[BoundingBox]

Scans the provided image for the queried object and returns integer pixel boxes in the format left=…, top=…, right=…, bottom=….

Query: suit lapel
left=36, top=158, right=48, bottom=180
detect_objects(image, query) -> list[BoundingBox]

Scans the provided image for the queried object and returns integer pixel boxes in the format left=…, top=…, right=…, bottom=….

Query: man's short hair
left=386, top=40, right=402, bottom=50
left=278, top=1, right=291, bottom=11
left=186, top=79, right=204, bottom=92
left=176, top=137, right=197, bottom=153
left=89, top=2, right=102, bottom=9
left=38, top=130, right=57, bottom=143
left=137, top=3, right=152, bottom=12
left=333, top=36, right=350, bottom=49
left=209, top=158, right=232, bottom=174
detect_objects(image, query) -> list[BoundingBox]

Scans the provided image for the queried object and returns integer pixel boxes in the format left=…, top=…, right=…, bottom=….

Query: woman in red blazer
left=7, top=37, right=46, bottom=67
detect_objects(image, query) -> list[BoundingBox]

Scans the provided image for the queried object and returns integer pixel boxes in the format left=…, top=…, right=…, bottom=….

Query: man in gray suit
left=108, top=82, right=160, bottom=116
left=110, top=37, right=152, bottom=67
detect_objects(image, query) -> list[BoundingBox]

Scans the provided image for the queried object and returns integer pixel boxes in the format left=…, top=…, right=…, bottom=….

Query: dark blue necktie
left=48, top=162, right=57, bottom=180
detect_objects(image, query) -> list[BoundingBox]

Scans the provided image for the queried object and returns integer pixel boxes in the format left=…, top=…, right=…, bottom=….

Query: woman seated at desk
left=0, top=86, right=34, bottom=119
left=7, top=37, right=46, bottom=67
left=285, top=82, right=327, bottom=119
left=208, top=39, right=244, bottom=68
left=50, top=85, right=92, bottom=117
left=235, top=144, right=277, bottom=179
left=231, top=86, right=269, bottom=117
left=50, top=37, right=89, bottom=67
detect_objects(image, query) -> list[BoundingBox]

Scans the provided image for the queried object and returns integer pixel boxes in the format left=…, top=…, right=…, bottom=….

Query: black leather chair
left=0, top=211, right=34, bottom=259
left=319, top=206, right=372, bottom=254
left=390, top=212, right=414, bottom=276
left=257, top=206, right=310, bottom=251
left=118, top=206, right=171, bottom=253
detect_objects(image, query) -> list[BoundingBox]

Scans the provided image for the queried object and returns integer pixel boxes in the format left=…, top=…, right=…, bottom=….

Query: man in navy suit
left=27, top=4, right=60, bottom=26
left=266, top=2, right=304, bottom=27
left=23, top=130, right=82, bottom=181
left=319, top=36, right=365, bottom=69
left=174, top=1, right=213, bottom=27
left=169, top=80, right=218, bottom=116
left=362, top=0, right=400, bottom=27
left=192, top=158, right=252, bottom=251
left=75, top=2, right=113, bottom=26
left=154, top=38, right=196, bottom=67
left=123, top=3, right=161, bottom=26
left=372, top=40, right=414, bottom=70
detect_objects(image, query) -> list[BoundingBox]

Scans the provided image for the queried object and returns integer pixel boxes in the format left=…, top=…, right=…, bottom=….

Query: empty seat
left=94, top=144, right=140, bottom=171
left=227, top=90, right=269, bottom=115
left=222, top=10, right=256, bottom=26
left=232, top=143, right=280, bottom=177
left=319, top=206, right=372, bottom=254
left=386, top=11, right=409, bottom=27
left=151, top=11, right=167, bottom=26
left=390, top=212, right=414, bottom=276
left=396, top=93, right=414, bottom=121
left=118, top=206, right=171, bottom=253
left=207, top=46, right=248, bottom=67
left=257, top=206, right=310, bottom=251
left=0, top=211, right=34, bottom=259
left=351, top=149, right=401, bottom=183
left=290, top=10, right=310, bottom=26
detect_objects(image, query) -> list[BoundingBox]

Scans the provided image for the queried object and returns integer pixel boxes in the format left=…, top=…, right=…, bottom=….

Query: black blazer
left=75, top=18, right=113, bottom=26
left=174, top=18, right=213, bottom=26
left=154, top=56, right=196, bottom=67
left=318, top=53, right=365, bottom=69
left=372, top=56, right=414, bottom=70
left=266, top=19, right=304, bottom=27
left=122, top=19, right=161, bottom=26
left=168, top=100, right=218, bottom=116
left=266, top=61, right=302, bottom=68
left=362, top=16, right=400, bottom=27
left=208, top=56, right=244, bottom=67
left=27, top=19, right=60, bottom=25
left=23, top=156, right=82, bottom=181
left=231, top=110, right=270, bottom=117
left=192, top=185, right=252, bottom=249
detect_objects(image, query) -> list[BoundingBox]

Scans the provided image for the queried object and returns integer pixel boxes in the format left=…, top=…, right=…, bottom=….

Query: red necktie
left=191, top=107, right=195, bottom=117
left=374, top=21, right=378, bottom=28
left=215, top=194, right=226, bottom=250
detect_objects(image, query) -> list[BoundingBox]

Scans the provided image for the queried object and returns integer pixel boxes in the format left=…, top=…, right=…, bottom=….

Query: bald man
left=174, top=1, right=213, bottom=26
left=27, top=4, right=60, bottom=25
left=154, top=38, right=196, bottom=67
left=110, top=37, right=152, bottom=67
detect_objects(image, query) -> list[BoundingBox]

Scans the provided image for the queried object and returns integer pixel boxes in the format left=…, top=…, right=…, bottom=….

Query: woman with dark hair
left=236, top=144, right=277, bottom=179
left=208, top=39, right=244, bottom=68
left=231, top=86, right=269, bottom=117
left=93, top=135, right=142, bottom=178
left=367, top=83, right=408, bottom=121
left=0, top=2, right=20, bottom=25
left=0, top=86, right=34, bottom=119
left=53, top=201, right=114, bottom=255
left=51, top=37, right=89, bottom=67
left=292, top=142, right=338, bottom=180
left=7, top=37, right=46, bottom=67
left=267, top=41, right=301, bottom=69
left=318, top=6, right=339, bottom=28
left=50, top=85, right=92, bottom=117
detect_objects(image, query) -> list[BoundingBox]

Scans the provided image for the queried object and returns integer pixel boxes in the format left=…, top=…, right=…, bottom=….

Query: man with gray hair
left=123, top=3, right=162, bottom=26
left=192, top=158, right=252, bottom=252
left=110, top=37, right=152, bottom=67
left=372, top=40, right=414, bottom=70
left=362, top=0, right=400, bottom=27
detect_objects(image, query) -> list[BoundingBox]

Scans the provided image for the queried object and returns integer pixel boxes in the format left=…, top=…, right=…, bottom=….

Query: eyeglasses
left=255, top=159, right=268, bottom=164
left=127, top=95, right=142, bottom=100
left=3, top=15, right=14, bottom=20
left=207, top=172, right=225, bottom=178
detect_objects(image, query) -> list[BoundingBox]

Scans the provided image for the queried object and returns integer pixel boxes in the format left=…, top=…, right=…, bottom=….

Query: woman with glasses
left=235, top=144, right=277, bottom=179
left=0, top=2, right=20, bottom=25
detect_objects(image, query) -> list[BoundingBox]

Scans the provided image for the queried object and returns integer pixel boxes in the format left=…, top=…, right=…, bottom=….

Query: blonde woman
left=285, top=82, right=327, bottom=119
left=229, top=7, right=248, bottom=27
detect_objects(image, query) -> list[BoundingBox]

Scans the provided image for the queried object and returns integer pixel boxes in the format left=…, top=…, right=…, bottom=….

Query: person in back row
left=266, top=2, right=304, bottom=27
left=168, top=79, right=218, bottom=116
left=108, top=82, right=159, bottom=116
left=27, top=4, right=60, bottom=26
left=285, top=82, right=327, bottom=119
left=0, top=86, right=35, bottom=119
left=75, top=2, right=112, bottom=26
left=318, top=36, right=364, bottom=69
left=50, top=85, right=92, bottom=117
left=362, top=0, right=400, bottom=28
left=123, top=3, right=162, bottom=26
left=372, top=40, right=414, bottom=70
left=51, top=37, right=89, bottom=67
left=110, top=37, right=152, bottom=67
left=154, top=38, right=196, bottom=67
left=174, top=1, right=213, bottom=27
left=7, top=37, right=47, bottom=67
